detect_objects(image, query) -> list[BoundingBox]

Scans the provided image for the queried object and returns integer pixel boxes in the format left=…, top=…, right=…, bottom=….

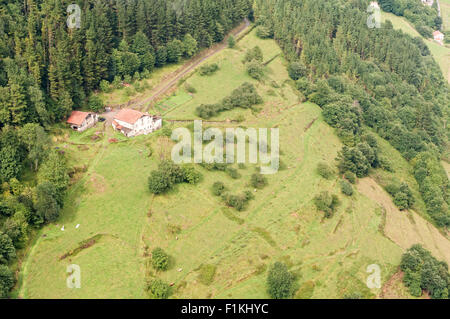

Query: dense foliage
left=196, top=82, right=262, bottom=119
left=266, top=261, right=295, bottom=299
left=147, top=278, right=171, bottom=299
left=0, top=0, right=252, bottom=126
left=148, top=160, right=201, bottom=194
left=254, top=0, right=449, bottom=227
left=400, top=244, right=449, bottom=299
left=313, top=191, right=341, bottom=218
left=151, top=247, right=170, bottom=271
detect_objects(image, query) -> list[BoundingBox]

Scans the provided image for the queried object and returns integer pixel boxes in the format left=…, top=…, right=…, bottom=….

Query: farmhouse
left=112, top=108, right=162, bottom=137
left=433, top=30, right=444, bottom=45
left=67, top=111, right=98, bottom=132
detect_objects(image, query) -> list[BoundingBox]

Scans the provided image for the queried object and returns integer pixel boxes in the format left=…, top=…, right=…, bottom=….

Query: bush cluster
left=199, top=63, right=219, bottom=76
left=148, top=161, right=202, bottom=194
left=400, top=245, right=449, bottom=299
left=385, top=182, right=414, bottom=210
left=196, top=82, right=262, bottom=119
left=313, top=191, right=340, bottom=218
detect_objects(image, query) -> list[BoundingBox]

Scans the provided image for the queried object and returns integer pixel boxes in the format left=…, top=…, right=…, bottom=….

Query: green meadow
left=21, top=28, right=448, bottom=299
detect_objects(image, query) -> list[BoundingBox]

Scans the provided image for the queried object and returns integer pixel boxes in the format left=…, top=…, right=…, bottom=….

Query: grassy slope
left=442, top=0, right=450, bottom=32
left=381, top=11, right=450, bottom=83
left=141, top=30, right=403, bottom=299
left=20, top=29, right=449, bottom=299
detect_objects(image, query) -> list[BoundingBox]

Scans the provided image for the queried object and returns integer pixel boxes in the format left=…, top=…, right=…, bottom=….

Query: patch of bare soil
left=357, top=177, right=450, bottom=265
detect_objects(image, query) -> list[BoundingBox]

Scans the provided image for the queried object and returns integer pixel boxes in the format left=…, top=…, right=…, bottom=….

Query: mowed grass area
left=21, top=28, right=449, bottom=299
left=381, top=11, right=450, bottom=82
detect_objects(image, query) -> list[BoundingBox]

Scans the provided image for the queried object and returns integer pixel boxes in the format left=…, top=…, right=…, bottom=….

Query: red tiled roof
left=67, top=111, right=90, bottom=126
left=114, top=108, right=146, bottom=125
left=112, top=120, right=123, bottom=130
left=433, top=30, right=443, bottom=36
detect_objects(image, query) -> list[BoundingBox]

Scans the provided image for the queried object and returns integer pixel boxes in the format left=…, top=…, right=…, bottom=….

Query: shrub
left=148, top=170, right=172, bottom=194
left=148, top=161, right=201, bottom=194
left=151, top=247, right=169, bottom=271
left=226, top=167, right=241, bottom=179
left=88, top=95, right=104, bottom=113
left=340, top=180, right=353, bottom=196
left=266, top=262, right=295, bottom=299
left=379, top=156, right=394, bottom=172
left=195, top=103, right=221, bottom=119
left=316, top=162, right=334, bottom=179
left=343, top=171, right=357, bottom=184
left=184, top=82, right=197, bottom=94
left=386, top=182, right=414, bottom=210
left=0, top=232, right=15, bottom=264
left=244, top=46, right=263, bottom=63
left=243, top=190, right=255, bottom=201
left=182, top=166, right=202, bottom=184
left=314, top=191, right=340, bottom=218
left=394, top=192, right=409, bottom=210
left=198, top=264, right=217, bottom=285
left=246, top=60, right=264, bottom=80
left=223, top=194, right=246, bottom=211
left=199, top=63, right=219, bottom=76
left=288, top=62, right=307, bottom=80
left=227, top=35, right=236, bottom=48
left=212, top=181, right=226, bottom=196
left=0, top=265, right=14, bottom=298
left=251, top=173, right=268, bottom=189
left=256, top=26, right=273, bottom=39
left=99, top=80, right=111, bottom=93
left=147, top=279, right=171, bottom=299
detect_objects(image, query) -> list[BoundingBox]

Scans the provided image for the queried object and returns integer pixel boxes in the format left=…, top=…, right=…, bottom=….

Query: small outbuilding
left=67, top=111, right=98, bottom=132
left=433, top=30, right=444, bottom=45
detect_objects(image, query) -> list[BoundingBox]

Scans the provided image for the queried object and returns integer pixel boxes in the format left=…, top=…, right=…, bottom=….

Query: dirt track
left=127, top=19, right=251, bottom=112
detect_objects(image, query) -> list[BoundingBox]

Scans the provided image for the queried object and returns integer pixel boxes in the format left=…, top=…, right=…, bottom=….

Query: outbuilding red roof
left=114, top=108, right=146, bottom=124
left=67, top=111, right=90, bottom=126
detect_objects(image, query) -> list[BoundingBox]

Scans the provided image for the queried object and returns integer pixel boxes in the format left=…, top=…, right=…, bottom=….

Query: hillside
left=0, top=0, right=449, bottom=301
left=19, top=29, right=450, bottom=299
